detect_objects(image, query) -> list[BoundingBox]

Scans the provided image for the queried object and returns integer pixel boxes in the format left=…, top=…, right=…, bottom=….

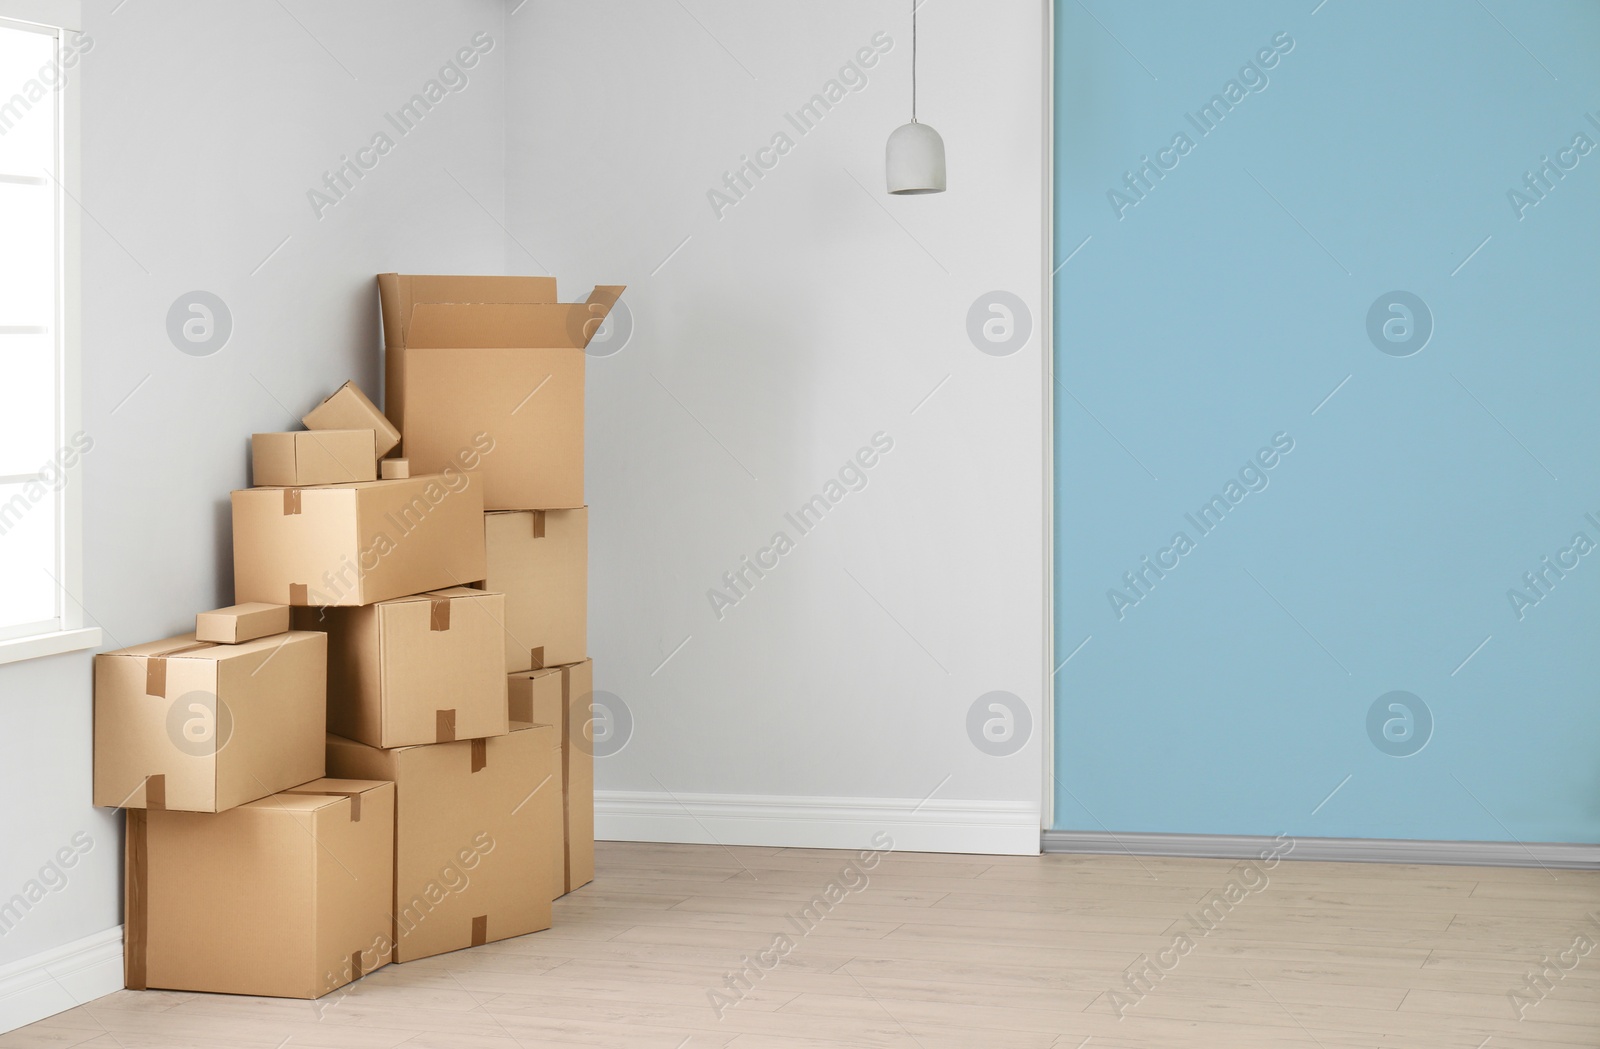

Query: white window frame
left=0, top=0, right=98, bottom=665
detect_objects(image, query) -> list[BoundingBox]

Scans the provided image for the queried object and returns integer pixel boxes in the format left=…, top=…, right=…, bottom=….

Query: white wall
left=1, top=0, right=1048, bottom=1026
left=506, top=0, right=1049, bottom=853
left=0, top=0, right=510, bottom=1018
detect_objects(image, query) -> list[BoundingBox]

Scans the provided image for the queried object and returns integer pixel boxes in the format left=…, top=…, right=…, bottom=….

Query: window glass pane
left=0, top=24, right=56, bottom=178
left=0, top=330, right=54, bottom=475
left=0, top=22, right=61, bottom=639
left=0, top=180, right=54, bottom=327
left=0, top=479, right=58, bottom=629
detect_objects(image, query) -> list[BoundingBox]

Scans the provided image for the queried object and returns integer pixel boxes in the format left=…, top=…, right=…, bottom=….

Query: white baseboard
left=0, top=925, right=123, bottom=1035
left=596, top=790, right=1041, bottom=855
left=1042, top=830, right=1600, bottom=869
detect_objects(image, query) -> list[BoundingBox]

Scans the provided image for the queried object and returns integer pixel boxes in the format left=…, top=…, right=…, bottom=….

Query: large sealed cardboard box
left=232, top=475, right=486, bottom=607
left=377, top=273, right=624, bottom=510
left=251, top=430, right=378, bottom=487
left=125, top=779, right=394, bottom=998
left=325, top=722, right=559, bottom=962
left=481, top=508, right=587, bottom=672
left=296, top=587, right=508, bottom=749
left=508, top=659, right=593, bottom=894
left=94, top=632, right=326, bottom=812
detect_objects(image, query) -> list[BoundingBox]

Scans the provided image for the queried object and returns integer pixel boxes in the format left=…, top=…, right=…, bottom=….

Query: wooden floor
left=7, top=841, right=1600, bottom=1048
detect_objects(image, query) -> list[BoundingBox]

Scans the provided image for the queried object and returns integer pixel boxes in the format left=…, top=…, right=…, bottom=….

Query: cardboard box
left=377, top=274, right=624, bottom=510
left=380, top=457, right=410, bottom=480
left=94, top=632, right=327, bottom=812
left=506, top=668, right=565, bottom=900
left=296, top=587, right=509, bottom=749
left=125, top=779, right=394, bottom=998
left=508, top=658, right=593, bottom=894
left=231, top=475, right=486, bottom=607
left=251, top=430, right=378, bottom=487
left=303, top=380, right=401, bottom=458
left=325, top=724, right=559, bottom=962
left=194, top=602, right=290, bottom=644
left=481, top=508, right=587, bottom=672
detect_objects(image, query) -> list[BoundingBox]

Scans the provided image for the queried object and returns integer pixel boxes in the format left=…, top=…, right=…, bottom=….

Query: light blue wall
left=1053, top=0, right=1600, bottom=842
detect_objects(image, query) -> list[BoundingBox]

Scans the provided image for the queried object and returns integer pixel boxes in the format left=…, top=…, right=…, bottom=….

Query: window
left=0, top=2, right=96, bottom=663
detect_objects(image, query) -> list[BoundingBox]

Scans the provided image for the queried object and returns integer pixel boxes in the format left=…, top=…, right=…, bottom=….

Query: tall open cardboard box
left=377, top=274, right=624, bottom=510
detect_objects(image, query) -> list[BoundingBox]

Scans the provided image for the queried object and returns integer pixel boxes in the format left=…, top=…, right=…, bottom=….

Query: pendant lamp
left=886, top=0, right=946, bottom=194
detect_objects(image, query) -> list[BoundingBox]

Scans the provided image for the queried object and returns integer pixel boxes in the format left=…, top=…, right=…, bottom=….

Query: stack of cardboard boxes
left=92, top=275, right=620, bottom=999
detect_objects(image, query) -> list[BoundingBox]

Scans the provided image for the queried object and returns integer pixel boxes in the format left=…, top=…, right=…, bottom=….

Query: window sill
left=0, top=626, right=101, bottom=667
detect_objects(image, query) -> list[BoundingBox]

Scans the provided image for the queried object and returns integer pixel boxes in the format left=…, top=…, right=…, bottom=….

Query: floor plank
left=4, top=841, right=1598, bottom=1047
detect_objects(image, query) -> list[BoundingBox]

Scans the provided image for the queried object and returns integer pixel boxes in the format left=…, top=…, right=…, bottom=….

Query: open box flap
left=405, top=285, right=627, bottom=350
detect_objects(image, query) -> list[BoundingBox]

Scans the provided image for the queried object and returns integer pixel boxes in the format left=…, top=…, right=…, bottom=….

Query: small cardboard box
left=194, top=602, right=290, bottom=644
left=251, top=430, right=378, bottom=487
left=125, top=779, right=395, bottom=998
left=377, top=274, right=624, bottom=510
left=508, top=658, right=593, bottom=894
left=506, top=668, right=565, bottom=900
left=482, top=508, right=587, bottom=672
left=296, top=587, right=508, bottom=749
left=326, top=724, right=559, bottom=962
left=303, top=380, right=401, bottom=458
left=94, top=632, right=327, bottom=812
left=380, top=458, right=410, bottom=480
left=231, top=475, right=486, bottom=607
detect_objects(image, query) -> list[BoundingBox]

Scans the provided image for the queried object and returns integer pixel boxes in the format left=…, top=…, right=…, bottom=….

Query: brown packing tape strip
left=283, top=488, right=302, bottom=515
left=151, top=640, right=216, bottom=658
left=529, top=646, right=544, bottom=671
left=429, top=596, right=451, bottom=631
left=143, top=642, right=216, bottom=698
left=471, top=915, right=488, bottom=947
left=144, top=774, right=165, bottom=810
left=350, top=949, right=364, bottom=981
left=281, top=789, right=363, bottom=821
left=125, top=809, right=148, bottom=990
left=289, top=583, right=309, bottom=604
left=436, top=709, right=456, bottom=743
left=529, top=510, right=545, bottom=539
left=470, top=738, right=487, bottom=773
left=560, top=665, right=571, bottom=733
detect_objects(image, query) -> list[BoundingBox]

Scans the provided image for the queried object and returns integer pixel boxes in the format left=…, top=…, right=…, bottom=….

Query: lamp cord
left=911, top=0, right=918, bottom=122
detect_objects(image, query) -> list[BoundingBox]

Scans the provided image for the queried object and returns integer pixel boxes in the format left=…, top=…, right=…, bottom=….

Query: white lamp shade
left=886, top=121, right=946, bottom=194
